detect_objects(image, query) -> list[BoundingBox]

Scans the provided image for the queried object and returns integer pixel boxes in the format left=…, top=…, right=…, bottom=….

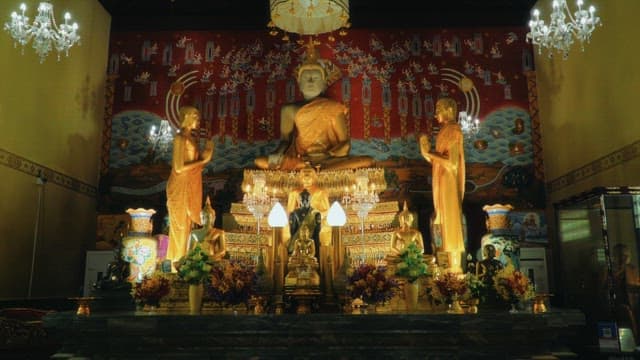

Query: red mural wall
left=108, top=28, right=534, bottom=143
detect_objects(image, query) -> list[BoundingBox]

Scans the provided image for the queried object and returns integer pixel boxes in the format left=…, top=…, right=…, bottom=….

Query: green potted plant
left=176, top=243, right=213, bottom=314
left=394, top=242, right=429, bottom=311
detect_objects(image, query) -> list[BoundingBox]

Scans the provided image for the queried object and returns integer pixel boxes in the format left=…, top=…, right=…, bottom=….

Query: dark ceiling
left=98, top=0, right=538, bottom=32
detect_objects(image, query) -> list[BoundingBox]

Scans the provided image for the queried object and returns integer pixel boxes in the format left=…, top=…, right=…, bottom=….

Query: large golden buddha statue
left=419, top=97, right=466, bottom=273
left=255, top=39, right=373, bottom=171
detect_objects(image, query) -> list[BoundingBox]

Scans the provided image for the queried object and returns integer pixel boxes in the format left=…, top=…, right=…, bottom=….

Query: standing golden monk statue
left=418, top=97, right=466, bottom=273
left=255, top=39, right=373, bottom=171
left=166, top=106, right=214, bottom=265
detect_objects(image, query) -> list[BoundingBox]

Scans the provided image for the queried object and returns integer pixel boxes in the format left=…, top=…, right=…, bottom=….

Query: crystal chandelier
left=4, top=2, right=80, bottom=63
left=243, top=173, right=275, bottom=235
left=342, top=170, right=379, bottom=265
left=527, top=0, right=601, bottom=59
left=147, top=120, right=174, bottom=160
left=269, top=0, right=350, bottom=36
left=458, top=111, right=480, bottom=140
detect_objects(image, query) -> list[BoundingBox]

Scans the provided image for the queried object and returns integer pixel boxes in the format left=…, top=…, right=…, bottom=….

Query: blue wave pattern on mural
left=110, top=108, right=533, bottom=172
left=465, top=107, right=533, bottom=165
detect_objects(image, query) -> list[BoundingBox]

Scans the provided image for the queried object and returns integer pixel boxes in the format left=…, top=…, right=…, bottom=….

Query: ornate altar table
left=43, top=309, right=586, bottom=359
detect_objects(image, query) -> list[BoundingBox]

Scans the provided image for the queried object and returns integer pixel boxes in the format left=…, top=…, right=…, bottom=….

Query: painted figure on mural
left=254, top=39, right=373, bottom=171
left=189, top=196, right=226, bottom=262
left=419, top=97, right=466, bottom=272
left=166, top=106, right=214, bottom=266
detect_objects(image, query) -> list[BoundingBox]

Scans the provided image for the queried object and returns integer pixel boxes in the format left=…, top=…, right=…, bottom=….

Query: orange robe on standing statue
left=419, top=97, right=465, bottom=272
left=166, top=106, right=214, bottom=265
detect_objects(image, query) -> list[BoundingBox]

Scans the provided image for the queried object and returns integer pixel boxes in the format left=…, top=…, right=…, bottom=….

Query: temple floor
left=40, top=308, right=588, bottom=359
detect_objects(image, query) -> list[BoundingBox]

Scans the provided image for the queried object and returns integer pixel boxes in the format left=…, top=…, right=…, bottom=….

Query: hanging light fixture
left=526, top=0, right=601, bottom=59
left=269, top=0, right=350, bottom=35
left=4, top=2, right=80, bottom=63
left=458, top=111, right=480, bottom=140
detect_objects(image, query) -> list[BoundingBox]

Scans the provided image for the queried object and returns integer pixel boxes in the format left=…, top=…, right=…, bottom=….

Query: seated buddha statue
left=254, top=39, right=374, bottom=171
left=387, top=201, right=425, bottom=264
left=189, top=197, right=226, bottom=261
left=285, top=224, right=320, bottom=288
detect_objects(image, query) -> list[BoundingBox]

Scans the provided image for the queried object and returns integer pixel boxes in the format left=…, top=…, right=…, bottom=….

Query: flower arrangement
left=394, top=242, right=429, bottom=283
left=347, top=263, right=400, bottom=305
left=131, top=272, right=171, bottom=306
left=432, top=272, right=468, bottom=303
left=176, top=243, right=213, bottom=285
left=208, top=260, right=256, bottom=306
left=464, top=273, right=486, bottom=302
left=493, top=265, right=535, bottom=303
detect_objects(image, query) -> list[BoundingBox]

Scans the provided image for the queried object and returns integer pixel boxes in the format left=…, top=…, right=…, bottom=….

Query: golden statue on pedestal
left=190, top=197, right=226, bottom=262
left=419, top=97, right=466, bottom=273
left=389, top=201, right=425, bottom=260
left=254, top=39, right=373, bottom=171
left=285, top=224, right=320, bottom=288
left=166, top=106, right=214, bottom=265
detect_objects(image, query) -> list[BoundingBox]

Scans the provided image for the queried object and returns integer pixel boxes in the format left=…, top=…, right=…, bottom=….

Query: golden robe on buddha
left=166, top=164, right=203, bottom=262
left=432, top=123, right=466, bottom=254
left=278, top=97, right=349, bottom=171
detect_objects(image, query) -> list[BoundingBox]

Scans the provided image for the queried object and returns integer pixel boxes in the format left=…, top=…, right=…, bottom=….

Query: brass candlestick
left=69, top=297, right=96, bottom=316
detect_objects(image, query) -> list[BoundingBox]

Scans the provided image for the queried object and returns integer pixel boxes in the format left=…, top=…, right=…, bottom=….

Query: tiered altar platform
left=43, top=309, right=586, bottom=359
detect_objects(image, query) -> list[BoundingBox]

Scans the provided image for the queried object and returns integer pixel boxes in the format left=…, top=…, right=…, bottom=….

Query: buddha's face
left=300, top=169, right=316, bottom=188
left=435, top=99, right=455, bottom=125
left=399, top=213, right=413, bottom=228
left=182, top=109, right=200, bottom=130
left=300, top=226, right=310, bottom=240
left=299, top=192, right=311, bottom=208
left=298, top=68, right=326, bottom=100
left=200, top=210, right=215, bottom=226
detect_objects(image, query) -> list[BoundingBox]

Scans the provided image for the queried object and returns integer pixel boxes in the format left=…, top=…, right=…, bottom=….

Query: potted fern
left=394, top=242, right=429, bottom=311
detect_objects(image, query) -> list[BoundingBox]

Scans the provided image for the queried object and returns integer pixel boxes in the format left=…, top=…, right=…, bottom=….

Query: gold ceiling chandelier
left=269, top=0, right=350, bottom=36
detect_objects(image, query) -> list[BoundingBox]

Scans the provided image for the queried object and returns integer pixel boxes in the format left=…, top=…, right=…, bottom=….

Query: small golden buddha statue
left=189, top=196, right=226, bottom=261
left=285, top=224, right=320, bottom=288
left=386, top=201, right=424, bottom=264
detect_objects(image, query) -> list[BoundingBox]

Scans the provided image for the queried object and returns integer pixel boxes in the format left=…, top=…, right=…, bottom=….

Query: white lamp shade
left=268, top=202, right=288, bottom=227
left=327, top=201, right=347, bottom=226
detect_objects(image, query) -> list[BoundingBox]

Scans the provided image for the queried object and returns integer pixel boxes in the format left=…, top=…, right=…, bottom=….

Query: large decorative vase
left=121, top=208, right=157, bottom=282
left=482, top=204, right=514, bottom=234
left=404, top=281, right=419, bottom=312
left=188, top=283, right=204, bottom=315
